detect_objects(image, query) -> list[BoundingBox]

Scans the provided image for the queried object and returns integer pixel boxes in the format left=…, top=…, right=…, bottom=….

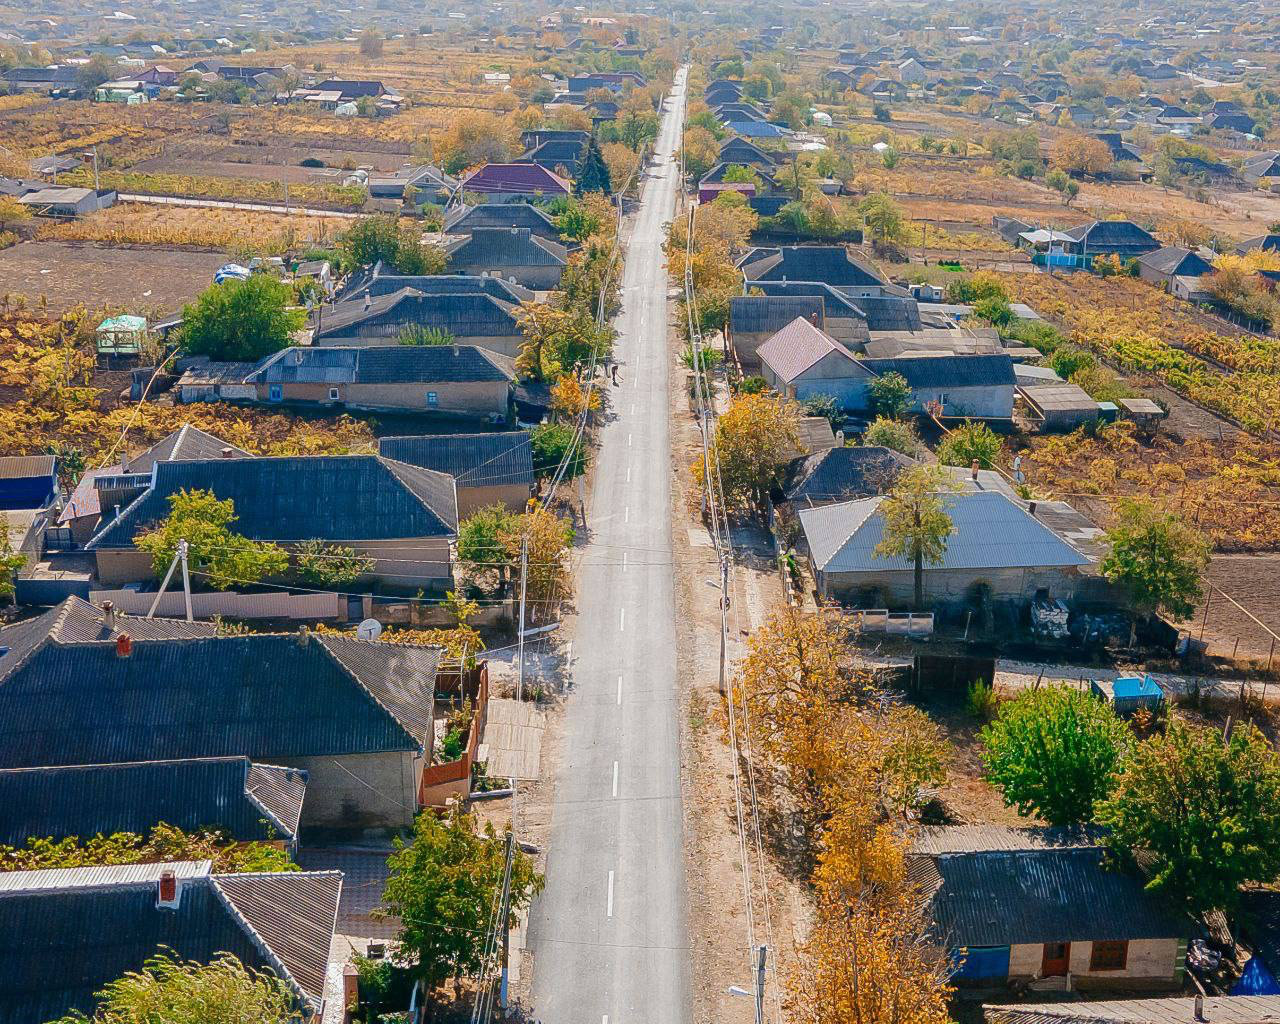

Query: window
left=268, top=384, right=282, bottom=402
left=426, top=391, right=439, bottom=407
left=1089, top=940, right=1128, bottom=972
left=938, top=392, right=950, bottom=405
left=328, top=387, right=340, bottom=401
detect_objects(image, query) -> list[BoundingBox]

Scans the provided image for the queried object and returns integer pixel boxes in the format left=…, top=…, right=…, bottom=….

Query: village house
left=741, top=246, right=891, bottom=300
left=83, top=453, right=458, bottom=591
left=0, top=611, right=446, bottom=831
left=985, top=996, right=1280, bottom=1023
left=798, top=489, right=1093, bottom=608
left=443, top=227, right=569, bottom=290
left=1060, top=220, right=1162, bottom=261
left=312, top=288, right=525, bottom=355
left=459, top=163, right=572, bottom=203
left=0, top=755, right=308, bottom=851
left=366, top=163, right=456, bottom=203
left=727, top=295, right=826, bottom=372
left=0, top=862, right=342, bottom=1021
left=379, top=432, right=535, bottom=516
left=782, top=446, right=913, bottom=509
left=245, top=345, right=516, bottom=420
left=915, top=826, right=1187, bottom=991
left=443, top=202, right=565, bottom=245
left=1136, top=246, right=1216, bottom=300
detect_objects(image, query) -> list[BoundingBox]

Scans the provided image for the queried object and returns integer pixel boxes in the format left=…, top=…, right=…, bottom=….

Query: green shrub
left=937, top=420, right=1003, bottom=469
left=966, top=680, right=1000, bottom=722
left=862, top=416, right=921, bottom=455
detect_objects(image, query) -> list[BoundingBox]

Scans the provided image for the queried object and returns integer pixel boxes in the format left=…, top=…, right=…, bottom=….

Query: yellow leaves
left=40, top=206, right=343, bottom=255
left=549, top=375, right=599, bottom=420
left=692, top=392, right=801, bottom=514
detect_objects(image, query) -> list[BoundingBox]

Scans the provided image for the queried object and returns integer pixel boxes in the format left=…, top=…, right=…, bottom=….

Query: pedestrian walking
left=612, top=364, right=620, bottom=385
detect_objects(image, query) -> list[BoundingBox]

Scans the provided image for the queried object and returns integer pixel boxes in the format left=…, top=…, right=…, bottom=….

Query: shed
left=1118, top=397, right=1167, bottom=434
left=1019, top=383, right=1101, bottom=431
left=0, top=455, right=58, bottom=511
left=96, top=315, right=148, bottom=358
left=1091, top=674, right=1164, bottom=714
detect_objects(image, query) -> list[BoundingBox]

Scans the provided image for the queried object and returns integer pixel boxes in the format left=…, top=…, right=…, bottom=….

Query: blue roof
left=1112, top=675, right=1162, bottom=699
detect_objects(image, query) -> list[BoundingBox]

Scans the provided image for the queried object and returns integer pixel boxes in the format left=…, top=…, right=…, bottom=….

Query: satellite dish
left=357, top=618, right=383, bottom=641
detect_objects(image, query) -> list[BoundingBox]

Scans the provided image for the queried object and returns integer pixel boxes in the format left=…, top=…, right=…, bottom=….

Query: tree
left=75, top=53, right=116, bottom=91
left=936, top=420, right=1003, bottom=469
left=457, top=504, right=515, bottom=583
left=981, top=686, right=1131, bottom=826
left=873, top=466, right=955, bottom=610
left=49, top=953, right=298, bottom=1024
left=866, top=371, right=911, bottom=419
left=681, top=125, right=720, bottom=181
left=137, top=489, right=289, bottom=591
left=549, top=374, right=599, bottom=420
left=341, top=215, right=446, bottom=275
left=382, top=809, right=541, bottom=991
left=433, top=113, right=518, bottom=176
left=721, top=163, right=762, bottom=186
left=530, top=421, right=587, bottom=477
left=553, top=197, right=605, bottom=242
left=802, top=393, right=841, bottom=427
left=973, top=293, right=1014, bottom=327
left=514, top=303, right=612, bottom=381
left=294, top=540, right=375, bottom=587
left=576, top=137, right=613, bottom=194
left=1100, top=500, right=1210, bottom=620
left=359, top=27, right=384, bottom=58
left=0, top=515, right=27, bottom=602
left=863, top=416, right=920, bottom=456
left=179, top=276, right=303, bottom=362
left=1099, top=720, right=1280, bottom=917
left=858, top=193, right=905, bottom=245
left=1050, top=133, right=1115, bottom=177
left=695, top=392, right=801, bottom=516
left=499, top=501, right=574, bottom=606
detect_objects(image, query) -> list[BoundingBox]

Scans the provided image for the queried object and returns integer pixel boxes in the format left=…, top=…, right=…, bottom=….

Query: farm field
left=0, top=240, right=229, bottom=313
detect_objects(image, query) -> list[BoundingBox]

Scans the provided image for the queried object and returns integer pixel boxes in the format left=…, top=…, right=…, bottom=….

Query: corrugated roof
left=786, top=446, right=911, bottom=505
left=741, top=245, right=886, bottom=287
left=729, top=295, right=825, bottom=335
left=752, top=280, right=869, bottom=319
left=860, top=353, right=1017, bottom=389
left=919, top=845, right=1185, bottom=948
left=341, top=271, right=533, bottom=306
left=461, top=162, right=571, bottom=195
left=443, top=202, right=562, bottom=240
left=0, top=633, right=439, bottom=768
left=757, top=316, right=860, bottom=383
left=0, top=757, right=307, bottom=846
left=985, top=996, right=1280, bottom=1023
left=315, top=289, right=521, bottom=340
left=86, top=454, right=457, bottom=549
left=0, top=455, right=55, bottom=480
left=0, top=865, right=338, bottom=1019
left=913, top=825, right=1104, bottom=855
left=1137, top=246, right=1214, bottom=277
left=379, top=432, right=534, bottom=488
left=0, top=859, right=212, bottom=894
left=444, top=227, right=568, bottom=268
left=799, top=490, right=1091, bottom=574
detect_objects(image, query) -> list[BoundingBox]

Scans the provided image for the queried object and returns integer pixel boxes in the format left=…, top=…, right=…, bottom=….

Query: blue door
left=269, top=384, right=282, bottom=402
left=952, top=945, right=1011, bottom=982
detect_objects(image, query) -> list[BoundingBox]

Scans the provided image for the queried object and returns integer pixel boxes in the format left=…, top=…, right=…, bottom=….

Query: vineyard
left=0, top=305, right=375, bottom=458
left=1016, top=420, right=1280, bottom=553
left=40, top=205, right=350, bottom=255
left=54, top=168, right=366, bottom=209
left=1006, top=272, right=1280, bottom=433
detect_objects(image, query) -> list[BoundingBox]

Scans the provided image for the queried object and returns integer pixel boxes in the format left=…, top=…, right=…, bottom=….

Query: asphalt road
left=526, top=69, right=691, bottom=1024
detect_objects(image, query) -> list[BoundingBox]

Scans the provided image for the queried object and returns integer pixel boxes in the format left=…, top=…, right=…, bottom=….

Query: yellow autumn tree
left=550, top=374, right=600, bottom=420
left=498, top=501, right=575, bottom=609
left=692, top=392, right=801, bottom=517
left=1049, top=133, right=1114, bottom=177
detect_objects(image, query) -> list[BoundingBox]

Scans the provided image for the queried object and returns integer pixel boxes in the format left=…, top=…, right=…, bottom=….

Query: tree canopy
left=180, top=276, right=304, bottom=363
left=981, top=686, right=1131, bottom=826
left=695, top=392, right=801, bottom=517
left=1100, top=499, right=1210, bottom=620
left=874, top=466, right=955, bottom=610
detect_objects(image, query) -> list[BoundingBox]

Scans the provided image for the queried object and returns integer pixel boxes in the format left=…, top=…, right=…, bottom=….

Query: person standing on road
left=612, top=364, right=620, bottom=385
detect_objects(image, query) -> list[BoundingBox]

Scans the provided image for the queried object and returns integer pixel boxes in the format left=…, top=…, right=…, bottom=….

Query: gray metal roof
left=729, top=295, right=824, bottom=335
left=444, top=226, right=568, bottom=268
left=741, top=245, right=887, bottom=288
left=985, top=996, right=1280, bottom=1024
left=860, top=353, right=1016, bottom=389
left=0, top=859, right=213, bottom=894
left=315, top=288, right=521, bottom=340
left=250, top=345, right=515, bottom=387
left=916, top=845, right=1186, bottom=948
left=0, top=757, right=307, bottom=846
left=443, top=202, right=562, bottom=240
left=379, top=431, right=534, bottom=488
left=1136, top=246, right=1214, bottom=277
left=913, top=825, right=1104, bottom=855
left=785, top=446, right=911, bottom=505
left=799, top=490, right=1091, bottom=574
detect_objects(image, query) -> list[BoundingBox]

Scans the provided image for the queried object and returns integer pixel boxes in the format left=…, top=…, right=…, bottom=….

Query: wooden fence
left=419, top=662, right=490, bottom=808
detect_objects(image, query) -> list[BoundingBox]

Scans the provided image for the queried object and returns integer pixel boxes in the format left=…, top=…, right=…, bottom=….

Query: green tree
left=293, top=540, right=376, bottom=586
left=0, top=515, right=27, bottom=602
left=75, top=53, right=116, bottom=91
left=1099, top=719, right=1280, bottom=917
left=397, top=324, right=455, bottom=346
left=981, top=686, right=1131, bottom=826
left=722, top=163, right=762, bottom=186
left=179, top=276, right=303, bottom=362
left=973, top=293, right=1014, bottom=327
left=936, top=421, right=1003, bottom=469
left=863, top=416, right=921, bottom=456
left=456, top=504, right=517, bottom=584
left=1100, top=500, right=1210, bottom=620
left=137, top=489, right=289, bottom=591
left=801, top=393, right=841, bottom=427
left=859, top=192, right=905, bottom=244
left=553, top=199, right=604, bottom=241
left=341, top=215, right=445, bottom=274
left=530, top=421, right=587, bottom=477
left=867, top=370, right=912, bottom=419
left=873, top=466, right=954, bottom=610
left=382, top=809, right=542, bottom=990
left=49, top=953, right=298, bottom=1024
left=576, top=138, right=613, bottom=194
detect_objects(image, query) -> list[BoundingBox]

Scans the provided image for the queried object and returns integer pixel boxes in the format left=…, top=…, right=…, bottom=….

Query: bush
left=530, top=421, right=587, bottom=478
left=862, top=416, right=920, bottom=455
left=937, top=421, right=1002, bottom=469
left=801, top=393, right=841, bottom=426
left=738, top=375, right=768, bottom=395
left=966, top=680, right=1000, bottom=722
left=867, top=371, right=911, bottom=419
left=1048, top=346, right=1095, bottom=379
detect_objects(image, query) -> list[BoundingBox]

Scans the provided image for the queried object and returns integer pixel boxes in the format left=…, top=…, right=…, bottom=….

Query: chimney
left=1194, top=994, right=1206, bottom=1022
left=221, top=446, right=235, bottom=458
left=115, top=633, right=132, bottom=658
left=971, top=459, right=980, bottom=481
left=1028, top=501, right=1037, bottom=517
left=296, top=624, right=310, bottom=648
left=156, top=869, right=180, bottom=909
left=101, top=601, right=115, bottom=630
left=363, top=292, right=372, bottom=311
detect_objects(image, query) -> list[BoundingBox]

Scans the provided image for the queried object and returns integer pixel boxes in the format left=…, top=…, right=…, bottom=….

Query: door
left=1042, top=942, right=1071, bottom=977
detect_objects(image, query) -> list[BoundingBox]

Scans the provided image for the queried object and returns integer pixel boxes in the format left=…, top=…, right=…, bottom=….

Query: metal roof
left=379, top=431, right=534, bottom=488
left=741, top=245, right=886, bottom=287
left=913, top=825, right=1104, bottom=855
left=0, top=859, right=212, bottom=894
left=799, top=490, right=1091, bottom=574
left=757, top=316, right=860, bottom=383
left=985, top=996, right=1280, bottom=1023
left=444, top=226, right=568, bottom=268
left=0, top=455, right=55, bottom=480
left=730, top=295, right=825, bottom=335
left=785, top=446, right=911, bottom=505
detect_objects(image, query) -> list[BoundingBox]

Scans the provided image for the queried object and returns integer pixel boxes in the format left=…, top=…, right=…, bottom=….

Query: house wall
left=729, top=330, right=776, bottom=373
left=447, top=262, right=564, bottom=290
left=95, top=548, right=156, bottom=585
left=1004, top=938, right=1182, bottom=987
left=349, top=536, right=453, bottom=591
left=815, top=565, right=1084, bottom=609
left=258, top=381, right=510, bottom=418
left=457, top=482, right=532, bottom=518
left=916, top=384, right=1014, bottom=420
left=1137, top=263, right=1173, bottom=289
left=277, top=750, right=421, bottom=831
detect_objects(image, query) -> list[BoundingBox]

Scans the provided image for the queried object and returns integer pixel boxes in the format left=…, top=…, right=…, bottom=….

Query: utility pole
left=498, top=829, right=515, bottom=1010
left=147, top=538, right=191, bottom=619
left=754, top=945, right=768, bottom=1024
left=513, top=533, right=529, bottom=835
